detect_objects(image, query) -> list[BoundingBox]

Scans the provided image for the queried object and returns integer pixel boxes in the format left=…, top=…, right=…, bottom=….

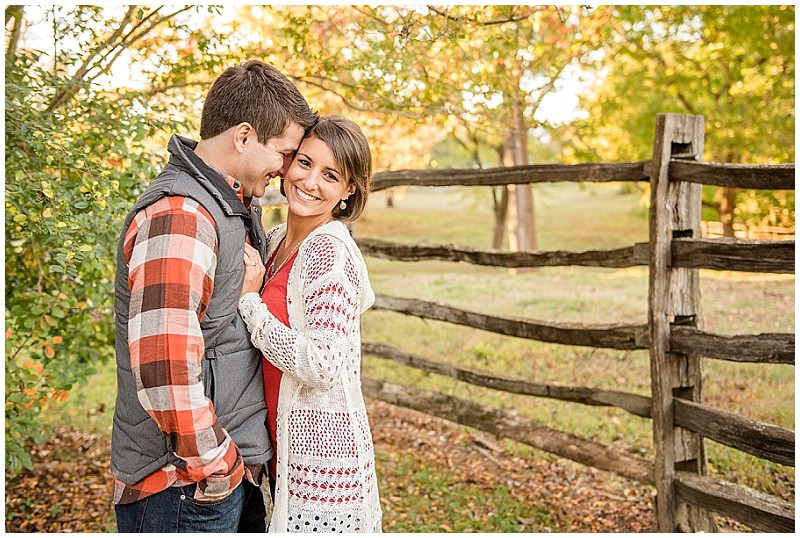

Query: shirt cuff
left=238, top=292, right=265, bottom=321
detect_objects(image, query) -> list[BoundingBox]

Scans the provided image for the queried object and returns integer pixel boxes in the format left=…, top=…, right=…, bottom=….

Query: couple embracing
left=110, top=60, right=381, bottom=533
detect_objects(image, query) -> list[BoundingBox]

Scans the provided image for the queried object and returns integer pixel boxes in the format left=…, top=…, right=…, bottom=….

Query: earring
left=339, top=199, right=347, bottom=210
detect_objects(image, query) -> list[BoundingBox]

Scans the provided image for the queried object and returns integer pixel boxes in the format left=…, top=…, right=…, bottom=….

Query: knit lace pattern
left=238, top=222, right=381, bottom=533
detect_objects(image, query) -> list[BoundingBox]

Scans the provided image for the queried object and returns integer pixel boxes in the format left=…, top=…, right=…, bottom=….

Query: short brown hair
left=200, top=60, right=317, bottom=142
left=304, top=116, right=372, bottom=222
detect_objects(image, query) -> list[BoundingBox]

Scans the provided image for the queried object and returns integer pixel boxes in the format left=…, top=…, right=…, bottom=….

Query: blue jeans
left=115, top=482, right=246, bottom=533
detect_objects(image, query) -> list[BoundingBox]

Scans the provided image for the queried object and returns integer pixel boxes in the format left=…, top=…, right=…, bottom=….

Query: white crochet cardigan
left=238, top=221, right=381, bottom=533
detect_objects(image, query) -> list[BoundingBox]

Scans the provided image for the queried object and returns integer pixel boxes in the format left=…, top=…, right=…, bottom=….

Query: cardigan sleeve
left=238, top=235, right=361, bottom=391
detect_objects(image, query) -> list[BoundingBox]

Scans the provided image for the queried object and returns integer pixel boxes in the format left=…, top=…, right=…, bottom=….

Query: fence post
left=648, top=114, right=715, bottom=532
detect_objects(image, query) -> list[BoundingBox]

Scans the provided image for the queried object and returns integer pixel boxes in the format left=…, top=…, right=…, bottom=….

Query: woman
left=238, top=116, right=381, bottom=533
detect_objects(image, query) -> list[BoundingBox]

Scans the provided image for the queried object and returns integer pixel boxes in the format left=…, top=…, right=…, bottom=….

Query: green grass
left=375, top=448, right=559, bottom=532
left=356, top=182, right=794, bottom=497
left=43, top=181, right=794, bottom=524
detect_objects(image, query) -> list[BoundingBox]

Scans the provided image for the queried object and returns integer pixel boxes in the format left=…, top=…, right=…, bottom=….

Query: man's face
left=240, top=122, right=304, bottom=198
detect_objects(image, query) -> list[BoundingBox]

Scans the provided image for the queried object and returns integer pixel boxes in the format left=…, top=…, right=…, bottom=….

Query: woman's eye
left=298, top=158, right=310, bottom=166
left=325, top=173, right=339, bottom=182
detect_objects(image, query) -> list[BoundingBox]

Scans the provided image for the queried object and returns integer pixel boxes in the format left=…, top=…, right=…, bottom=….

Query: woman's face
left=284, top=136, right=354, bottom=220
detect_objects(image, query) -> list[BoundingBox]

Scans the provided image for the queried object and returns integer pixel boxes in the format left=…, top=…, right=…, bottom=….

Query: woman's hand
left=241, top=242, right=266, bottom=296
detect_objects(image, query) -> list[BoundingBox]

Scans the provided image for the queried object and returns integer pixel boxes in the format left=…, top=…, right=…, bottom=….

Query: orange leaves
left=23, top=360, right=45, bottom=374
left=38, top=336, right=62, bottom=359
left=6, top=328, right=13, bottom=338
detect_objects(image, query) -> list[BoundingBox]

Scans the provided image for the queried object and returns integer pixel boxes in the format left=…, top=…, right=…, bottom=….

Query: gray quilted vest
left=111, top=134, right=272, bottom=486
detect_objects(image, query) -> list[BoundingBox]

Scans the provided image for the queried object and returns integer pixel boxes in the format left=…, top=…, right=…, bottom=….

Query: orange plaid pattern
left=112, top=193, right=246, bottom=504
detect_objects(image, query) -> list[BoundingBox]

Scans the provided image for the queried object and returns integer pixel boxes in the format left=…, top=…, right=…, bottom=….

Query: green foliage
left=562, top=5, right=795, bottom=230
left=4, top=51, right=163, bottom=471
left=4, top=4, right=236, bottom=473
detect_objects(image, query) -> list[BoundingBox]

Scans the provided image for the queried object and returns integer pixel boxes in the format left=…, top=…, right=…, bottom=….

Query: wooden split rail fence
left=357, top=114, right=795, bottom=532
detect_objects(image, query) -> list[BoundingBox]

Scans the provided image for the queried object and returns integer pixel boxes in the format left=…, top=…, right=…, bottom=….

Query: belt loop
left=205, top=348, right=217, bottom=360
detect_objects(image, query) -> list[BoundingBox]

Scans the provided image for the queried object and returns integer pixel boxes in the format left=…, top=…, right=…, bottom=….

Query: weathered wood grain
left=648, top=113, right=710, bottom=531
left=670, top=327, right=794, bottom=364
left=669, top=160, right=795, bottom=190
left=357, top=238, right=649, bottom=268
left=672, top=237, right=795, bottom=274
left=673, top=398, right=794, bottom=467
left=371, top=160, right=794, bottom=192
left=362, top=341, right=653, bottom=417
left=674, top=471, right=794, bottom=532
left=362, top=376, right=655, bottom=486
left=372, top=294, right=648, bottom=350
left=371, top=161, right=649, bottom=191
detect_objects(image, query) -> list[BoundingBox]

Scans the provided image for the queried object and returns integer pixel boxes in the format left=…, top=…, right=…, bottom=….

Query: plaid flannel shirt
left=113, top=178, right=255, bottom=505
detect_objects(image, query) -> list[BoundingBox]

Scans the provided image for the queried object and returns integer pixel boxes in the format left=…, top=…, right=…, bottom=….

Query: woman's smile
left=294, top=185, right=320, bottom=203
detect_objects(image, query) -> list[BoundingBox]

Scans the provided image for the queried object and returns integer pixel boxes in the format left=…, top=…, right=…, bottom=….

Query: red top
left=260, top=245, right=298, bottom=481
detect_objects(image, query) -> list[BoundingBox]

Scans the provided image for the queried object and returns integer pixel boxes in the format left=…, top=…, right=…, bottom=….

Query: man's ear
left=233, top=122, right=253, bottom=153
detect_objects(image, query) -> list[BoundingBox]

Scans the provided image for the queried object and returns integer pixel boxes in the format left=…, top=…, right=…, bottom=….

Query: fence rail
left=363, top=341, right=794, bottom=467
left=670, top=327, right=795, bottom=364
left=372, top=159, right=795, bottom=192
left=672, top=399, right=794, bottom=467
left=372, top=161, right=648, bottom=191
left=362, top=341, right=653, bottom=417
left=674, top=472, right=795, bottom=533
left=372, top=294, right=647, bottom=350
left=358, top=237, right=794, bottom=273
left=667, top=160, right=796, bottom=189
left=362, top=113, right=794, bottom=531
left=361, top=376, right=656, bottom=486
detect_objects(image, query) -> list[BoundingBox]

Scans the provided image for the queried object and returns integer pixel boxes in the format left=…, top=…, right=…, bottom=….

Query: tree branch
left=293, top=76, right=424, bottom=119
left=427, top=5, right=539, bottom=26
left=112, top=79, right=212, bottom=103
left=46, top=5, right=195, bottom=113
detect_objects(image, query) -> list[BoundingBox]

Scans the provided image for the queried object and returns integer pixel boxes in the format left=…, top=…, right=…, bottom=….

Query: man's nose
left=280, top=153, right=295, bottom=175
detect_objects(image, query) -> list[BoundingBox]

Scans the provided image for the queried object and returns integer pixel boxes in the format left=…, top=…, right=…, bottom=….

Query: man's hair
left=200, top=60, right=318, bottom=142
left=307, top=115, right=373, bottom=222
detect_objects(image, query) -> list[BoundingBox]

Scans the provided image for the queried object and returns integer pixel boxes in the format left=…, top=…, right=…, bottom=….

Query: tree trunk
left=719, top=187, right=737, bottom=237
left=5, top=5, right=24, bottom=60
left=491, top=144, right=509, bottom=250
left=491, top=186, right=509, bottom=250
left=505, top=98, right=536, bottom=252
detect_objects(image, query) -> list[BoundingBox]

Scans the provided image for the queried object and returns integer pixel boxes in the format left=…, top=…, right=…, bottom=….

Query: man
left=111, top=60, right=317, bottom=532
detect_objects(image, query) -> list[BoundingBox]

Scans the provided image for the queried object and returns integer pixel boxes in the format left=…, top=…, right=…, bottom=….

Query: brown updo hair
left=281, top=115, right=372, bottom=222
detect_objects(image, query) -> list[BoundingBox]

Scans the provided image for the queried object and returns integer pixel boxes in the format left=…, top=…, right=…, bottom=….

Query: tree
left=4, top=5, right=228, bottom=471
left=231, top=5, right=593, bottom=251
left=562, top=5, right=795, bottom=235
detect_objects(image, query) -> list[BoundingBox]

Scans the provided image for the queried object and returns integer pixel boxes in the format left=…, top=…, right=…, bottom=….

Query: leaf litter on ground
left=5, top=398, right=753, bottom=532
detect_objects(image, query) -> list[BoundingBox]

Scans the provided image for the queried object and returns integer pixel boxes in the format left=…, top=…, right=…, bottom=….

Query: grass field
left=43, top=182, right=794, bottom=530
left=354, top=183, right=794, bottom=501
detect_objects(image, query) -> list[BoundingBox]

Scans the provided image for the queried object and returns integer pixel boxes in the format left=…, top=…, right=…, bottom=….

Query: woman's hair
left=200, top=60, right=318, bottom=143
left=289, top=115, right=373, bottom=222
